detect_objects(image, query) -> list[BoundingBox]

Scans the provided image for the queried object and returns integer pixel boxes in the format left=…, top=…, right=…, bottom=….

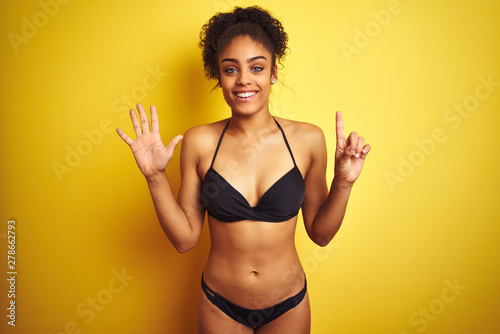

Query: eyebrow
left=221, top=56, right=268, bottom=64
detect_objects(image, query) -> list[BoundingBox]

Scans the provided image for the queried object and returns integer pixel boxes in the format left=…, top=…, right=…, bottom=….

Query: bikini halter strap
left=209, top=120, right=230, bottom=169
left=209, top=118, right=297, bottom=169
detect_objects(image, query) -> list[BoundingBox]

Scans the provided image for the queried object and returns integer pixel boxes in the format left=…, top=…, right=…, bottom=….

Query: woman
left=116, top=6, right=370, bottom=334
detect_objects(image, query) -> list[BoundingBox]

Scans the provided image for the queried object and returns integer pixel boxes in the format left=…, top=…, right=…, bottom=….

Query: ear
left=271, top=65, right=278, bottom=82
left=216, top=71, right=221, bottom=88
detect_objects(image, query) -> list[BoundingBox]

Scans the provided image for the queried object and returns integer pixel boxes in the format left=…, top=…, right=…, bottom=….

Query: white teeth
left=235, top=91, right=256, bottom=98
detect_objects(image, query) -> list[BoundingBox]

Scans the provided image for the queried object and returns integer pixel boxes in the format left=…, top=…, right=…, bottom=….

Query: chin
left=233, top=105, right=270, bottom=118
left=224, top=95, right=270, bottom=116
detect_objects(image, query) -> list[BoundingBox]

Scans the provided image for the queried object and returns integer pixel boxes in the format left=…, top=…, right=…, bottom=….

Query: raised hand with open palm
left=116, top=103, right=183, bottom=180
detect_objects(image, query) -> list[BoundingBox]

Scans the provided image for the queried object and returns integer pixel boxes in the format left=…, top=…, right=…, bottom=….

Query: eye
left=252, top=66, right=264, bottom=72
left=224, top=68, right=237, bottom=74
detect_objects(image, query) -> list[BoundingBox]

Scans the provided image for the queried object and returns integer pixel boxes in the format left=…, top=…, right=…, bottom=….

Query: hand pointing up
left=334, top=111, right=371, bottom=187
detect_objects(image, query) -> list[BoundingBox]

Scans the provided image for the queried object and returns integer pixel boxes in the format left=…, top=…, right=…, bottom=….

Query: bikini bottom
left=201, top=272, right=307, bottom=328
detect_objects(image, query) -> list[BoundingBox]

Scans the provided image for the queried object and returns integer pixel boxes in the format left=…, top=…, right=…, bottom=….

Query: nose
left=236, top=70, right=251, bottom=86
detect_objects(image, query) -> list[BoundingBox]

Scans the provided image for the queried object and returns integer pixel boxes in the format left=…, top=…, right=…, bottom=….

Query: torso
left=195, top=116, right=313, bottom=309
left=204, top=218, right=303, bottom=308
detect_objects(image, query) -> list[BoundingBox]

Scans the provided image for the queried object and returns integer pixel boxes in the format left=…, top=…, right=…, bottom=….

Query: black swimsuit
left=202, top=118, right=305, bottom=222
left=201, top=273, right=307, bottom=328
left=200, top=118, right=307, bottom=328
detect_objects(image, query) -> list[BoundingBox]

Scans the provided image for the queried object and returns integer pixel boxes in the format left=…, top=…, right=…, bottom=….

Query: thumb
left=339, top=132, right=357, bottom=161
left=336, top=136, right=354, bottom=158
left=165, top=135, right=184, bottom=155
left=344, top=143, right=356, bottom=157
left=337, top=142, right=355, bottom=165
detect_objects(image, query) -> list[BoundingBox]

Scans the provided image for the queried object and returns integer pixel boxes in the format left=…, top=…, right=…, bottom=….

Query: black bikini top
left=202, top=118, right=305, bottom=222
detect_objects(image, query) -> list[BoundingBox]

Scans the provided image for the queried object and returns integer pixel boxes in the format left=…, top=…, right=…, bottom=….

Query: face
left=218, top=35, right=277, bottom=116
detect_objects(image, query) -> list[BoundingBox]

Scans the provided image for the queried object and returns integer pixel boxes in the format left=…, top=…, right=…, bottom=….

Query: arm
left=116, top=103, right=204, bottom=253
left=302, top=111, right=371, bottom=247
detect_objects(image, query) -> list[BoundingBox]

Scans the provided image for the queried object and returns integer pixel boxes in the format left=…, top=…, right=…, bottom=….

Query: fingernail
left=355, top=153, right=360, bottom=158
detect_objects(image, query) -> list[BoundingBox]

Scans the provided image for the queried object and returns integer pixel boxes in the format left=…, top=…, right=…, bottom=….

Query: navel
left=250, top=270, right=259, bottom=276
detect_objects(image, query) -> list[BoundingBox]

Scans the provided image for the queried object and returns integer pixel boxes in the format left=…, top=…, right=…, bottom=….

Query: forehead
left=219, top=35, right=271, bottom=62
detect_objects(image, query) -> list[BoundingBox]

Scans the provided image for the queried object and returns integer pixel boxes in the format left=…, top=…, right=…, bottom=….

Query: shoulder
left=274, top=117, right=326, bottom=146
left=274, top=117, right=327, bottom=173
left=183, top=119, right=228, bottom=142
left=180, top=119, right=229, bottom=159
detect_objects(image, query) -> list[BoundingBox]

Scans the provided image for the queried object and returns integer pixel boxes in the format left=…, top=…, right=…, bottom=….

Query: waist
left=203, top=247, right=304, bottom=309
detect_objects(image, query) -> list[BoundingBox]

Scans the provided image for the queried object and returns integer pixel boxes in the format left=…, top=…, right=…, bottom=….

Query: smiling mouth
left=234, top=91, right=257, bottom=98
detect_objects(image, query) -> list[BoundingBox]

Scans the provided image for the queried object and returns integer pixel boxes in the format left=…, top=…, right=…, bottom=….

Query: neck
left=228, top=106, right=276, bottom=136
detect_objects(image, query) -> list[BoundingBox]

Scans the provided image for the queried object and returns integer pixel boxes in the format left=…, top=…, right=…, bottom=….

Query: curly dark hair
left=199, top=6, right=288, bottom=86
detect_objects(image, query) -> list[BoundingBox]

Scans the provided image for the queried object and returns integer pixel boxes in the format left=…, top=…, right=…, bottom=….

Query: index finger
left=336, top=110, right=345, bottom=141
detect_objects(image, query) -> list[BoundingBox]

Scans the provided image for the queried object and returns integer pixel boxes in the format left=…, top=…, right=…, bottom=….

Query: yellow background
left=1, top=0, right=499, bottom=333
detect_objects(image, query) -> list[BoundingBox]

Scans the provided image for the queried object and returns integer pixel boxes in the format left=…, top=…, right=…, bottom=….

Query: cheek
left=220, top=86, right=235, bottom=105
left=259, top=79, right=272, bottom=93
